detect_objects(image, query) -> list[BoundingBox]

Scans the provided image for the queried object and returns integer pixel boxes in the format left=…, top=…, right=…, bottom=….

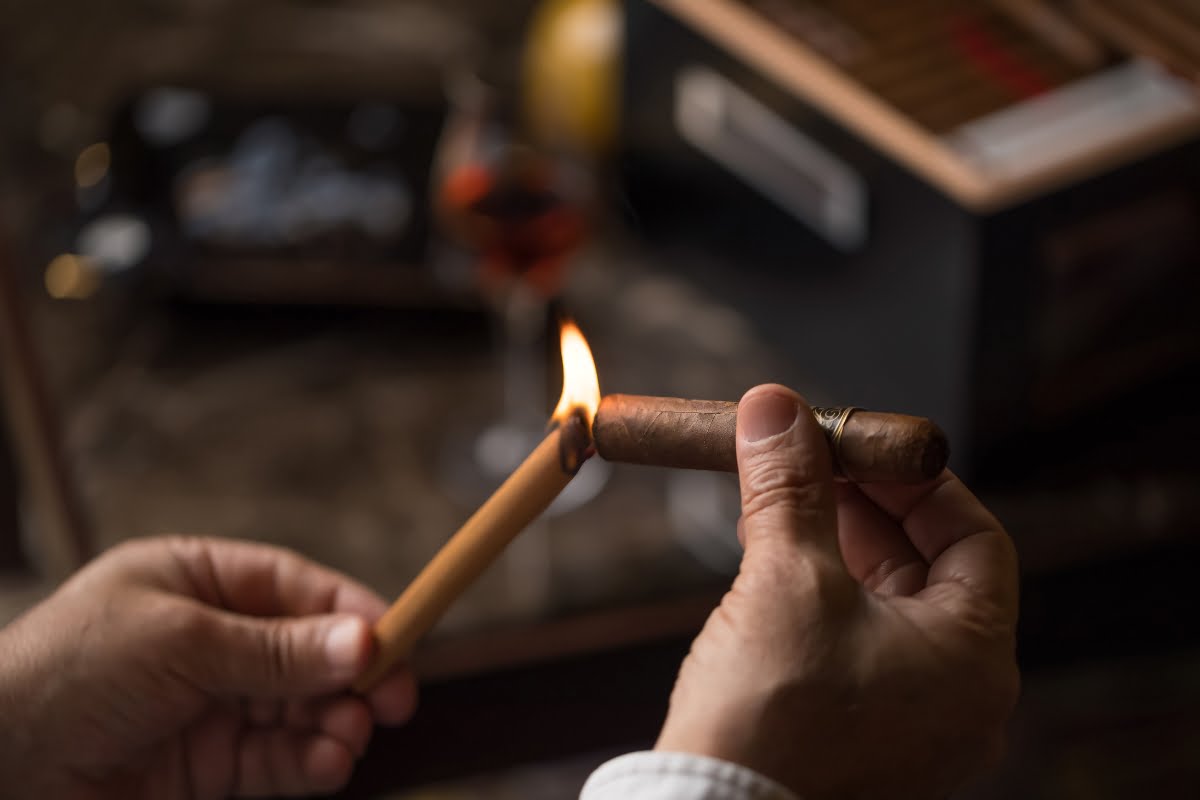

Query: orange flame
left=552, top=320, right=601, bottom=429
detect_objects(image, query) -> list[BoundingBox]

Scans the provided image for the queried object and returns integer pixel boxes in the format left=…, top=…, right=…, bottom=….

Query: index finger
left=856, top=473, right=1018, bottom=623
left=164, top=536, right=390, bottom=621
left=160, top=537, right=417, bottom=720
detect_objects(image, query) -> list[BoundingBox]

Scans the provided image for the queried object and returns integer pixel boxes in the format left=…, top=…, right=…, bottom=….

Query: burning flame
left=552, top=320, right=601, bottom=428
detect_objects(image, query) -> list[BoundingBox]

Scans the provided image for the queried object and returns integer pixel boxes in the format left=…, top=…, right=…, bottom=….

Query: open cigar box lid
left=655, top=0, right=1200, bottom=213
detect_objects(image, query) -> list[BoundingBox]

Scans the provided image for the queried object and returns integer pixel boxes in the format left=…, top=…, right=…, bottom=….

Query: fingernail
left=325, top=618, right=366, bottom=672
left=741, top=390, right=799, bottom=443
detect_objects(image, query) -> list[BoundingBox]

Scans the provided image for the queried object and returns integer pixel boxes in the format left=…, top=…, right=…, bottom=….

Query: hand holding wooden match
left=354, top=324, right=951, bottom=691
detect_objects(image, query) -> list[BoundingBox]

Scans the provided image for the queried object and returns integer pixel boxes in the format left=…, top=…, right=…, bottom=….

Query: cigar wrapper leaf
left=592, top=394, right=948, bottom=483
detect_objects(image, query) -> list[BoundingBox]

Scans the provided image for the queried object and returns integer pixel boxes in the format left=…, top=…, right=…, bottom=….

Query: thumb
left=192, top=611, right=373, bottom=697
left=736, top=384, right=843, bottom=568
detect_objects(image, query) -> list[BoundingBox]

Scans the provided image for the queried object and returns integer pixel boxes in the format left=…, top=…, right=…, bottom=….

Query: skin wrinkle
left=922, top=582, right=1018, bottom=643
left=199, top=543, right=234, bottom=613
left=740, top=443, right=827, bottom=487
left=928, top=530, right=1017, bottom=614
left=863, top=555, right=924, bottom=595
left=261, top=548, right=289, bottom=617
left=163, top=614, right=216, bottom=704
left=911, top=491, right=999, bottom=559
left=872, top=477, right=947, bottom=527
left=148, top=538, right=202, bottom=597
left=161, top=537, right=238, bottom=612
left=741, top=482, right=836, bottom=541
left=855, top=475, right=1017, bottom=617
left=329, top=582, right=350, bottom=624
left=263, top=619, right=295, bottom=690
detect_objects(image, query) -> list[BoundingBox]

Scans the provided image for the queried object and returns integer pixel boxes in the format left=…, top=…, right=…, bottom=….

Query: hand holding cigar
left=355, top=323, right=951, bottom=691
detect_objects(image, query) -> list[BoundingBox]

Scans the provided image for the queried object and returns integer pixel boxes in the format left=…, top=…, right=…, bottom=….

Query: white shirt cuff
left=580, top=751, right=801, bottom=800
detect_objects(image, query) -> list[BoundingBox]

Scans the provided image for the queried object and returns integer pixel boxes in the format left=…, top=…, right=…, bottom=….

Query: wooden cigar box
left=619, top=0, right=1200, bottom=478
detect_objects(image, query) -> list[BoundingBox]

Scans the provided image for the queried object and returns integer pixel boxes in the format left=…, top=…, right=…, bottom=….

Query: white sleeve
left=580, top=751, right=801, bottom=800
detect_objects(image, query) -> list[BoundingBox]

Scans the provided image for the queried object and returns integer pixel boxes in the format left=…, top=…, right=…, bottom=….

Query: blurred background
left=3, top=0, right=1200, bottom=797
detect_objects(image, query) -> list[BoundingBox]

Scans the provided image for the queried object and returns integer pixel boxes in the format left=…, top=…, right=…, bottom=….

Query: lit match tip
left=552, top=320, right=601, bottom=429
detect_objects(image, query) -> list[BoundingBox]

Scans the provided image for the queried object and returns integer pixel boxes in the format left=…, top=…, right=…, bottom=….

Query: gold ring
left=812, top=406, right=857, bottom=474
left=829, top=406, right=856, bottom=450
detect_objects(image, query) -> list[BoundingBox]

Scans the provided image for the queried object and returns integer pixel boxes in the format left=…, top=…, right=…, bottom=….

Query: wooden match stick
left=353, top=412, right=591, bottom=692
left=592, top=394, right=949, bottom=483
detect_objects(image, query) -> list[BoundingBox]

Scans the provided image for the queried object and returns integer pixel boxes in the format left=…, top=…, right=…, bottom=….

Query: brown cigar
left=592, top=394, right=949, bottom=483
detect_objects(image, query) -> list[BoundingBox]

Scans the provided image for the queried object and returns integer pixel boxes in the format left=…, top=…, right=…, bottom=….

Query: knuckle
left=740, top=481, right=838, bottom=558
left=800, top=555, right=860, bottom=608
left=97, top=537, right=159, bottom=575
left=148, top=602, right=222, bottom=677
left=741, top=479, right=826, bottom=520
left=930, top=581, right=1017, bottom=641
left=160, top=533, right=203, bottom=549
left=106, top=537, right=148, bottom=558
left=792, top=560, right=861, bottom=626
left=154, top=534, right=204, bottom=561
left=261, top=620, right=295, bottom=682
left=742, top=446, right=825, bottom=498
left=740, top=442, right=833, bottom=526
left=162, top=602, right=216, bottom=647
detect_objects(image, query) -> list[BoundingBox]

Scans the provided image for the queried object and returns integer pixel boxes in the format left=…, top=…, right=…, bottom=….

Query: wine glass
left=431, top=58, right=610, bottom=616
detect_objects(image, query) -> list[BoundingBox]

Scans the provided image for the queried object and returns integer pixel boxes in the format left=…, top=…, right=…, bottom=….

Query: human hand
left=656, top=385, right=1019, bottom=799
left=0, top=536, right=416, bottom=799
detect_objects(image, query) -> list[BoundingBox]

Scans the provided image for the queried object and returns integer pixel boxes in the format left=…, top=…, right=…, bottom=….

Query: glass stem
left=497, top=280, right=547, bottom=433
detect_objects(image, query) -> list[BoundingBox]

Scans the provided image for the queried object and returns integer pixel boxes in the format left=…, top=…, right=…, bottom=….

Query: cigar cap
left=918, top=420, right=951, bottom=479
left=833, top=411, right=949, bottom=483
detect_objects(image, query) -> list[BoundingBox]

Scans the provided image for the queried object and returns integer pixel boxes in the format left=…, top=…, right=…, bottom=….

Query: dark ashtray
left=72, top=86, right=468, bottom=307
